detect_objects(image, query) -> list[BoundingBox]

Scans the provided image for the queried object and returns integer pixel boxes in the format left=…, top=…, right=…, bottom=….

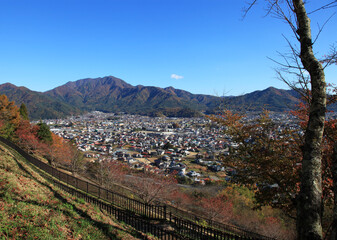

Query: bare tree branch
left=242, top=0, right=258, bottom=19
left=308, top=0, right=337, bottom=14
left=320, top=44, right=337, bottom=68
left=312, top=13, right=336, bottom=45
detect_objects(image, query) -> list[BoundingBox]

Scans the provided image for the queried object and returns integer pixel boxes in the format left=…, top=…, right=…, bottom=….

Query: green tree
left=19, top=103, right=29, bottom=120
left=37, top=122, right=53, bottom=144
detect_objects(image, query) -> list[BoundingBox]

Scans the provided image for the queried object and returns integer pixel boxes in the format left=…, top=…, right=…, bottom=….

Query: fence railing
left=0, top=136, right=273, bottom=240
left=166, top=204, right=268, bottom=240
left=0, top=137, right=166, bottom=220
left=51, top=176, right=183, bottom=240
left=172, top=216, right=248, bottom=240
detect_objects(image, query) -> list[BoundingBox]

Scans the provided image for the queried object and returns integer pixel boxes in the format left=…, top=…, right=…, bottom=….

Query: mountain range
left=0, top=76, right=302, bottom=119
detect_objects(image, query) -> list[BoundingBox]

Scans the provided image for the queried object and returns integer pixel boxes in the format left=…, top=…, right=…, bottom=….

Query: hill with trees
left=0, top=83, right=82, bottom=120
left=0, top=93, right=294, bottom=239
left=44, top=76, right=218, bottom=116
left=0, top=142, right=141, bottom=240
left=0, top=76, right=304, bottom=119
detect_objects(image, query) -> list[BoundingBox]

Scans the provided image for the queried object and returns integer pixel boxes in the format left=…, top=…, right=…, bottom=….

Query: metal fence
left=51, top=176, right=183, bottom=240
left=0, top=136, right=273, bottom=240
left=166, top=204, right=269, bottom=240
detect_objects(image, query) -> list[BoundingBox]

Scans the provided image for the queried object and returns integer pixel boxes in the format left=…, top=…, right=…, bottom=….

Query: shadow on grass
left=10, top=152, right=144, bottom=240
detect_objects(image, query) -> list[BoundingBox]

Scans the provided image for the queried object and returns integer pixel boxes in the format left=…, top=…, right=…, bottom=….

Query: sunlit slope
left=0, top=143, right=140, bottom=240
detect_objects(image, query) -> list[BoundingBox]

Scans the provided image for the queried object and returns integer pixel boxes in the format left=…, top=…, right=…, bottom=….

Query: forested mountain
left=222, top=87, right=301, bottom=112
left=0, top=83, right=82, bottom=119
left=44, top=76, right=219, bottom=116
left=0, top=76, right=303, bottom=119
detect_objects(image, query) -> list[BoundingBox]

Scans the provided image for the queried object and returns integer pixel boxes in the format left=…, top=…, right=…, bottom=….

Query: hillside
left=0, top=76, right=304, bottom=119
left=42, top=77, right=302, bottom=115
left=222, top=87, right=301, bottom=112
left=45, top=76, right=217, bottom=116
left=0, top=142, right=141, bottom=240
left=0, top=83, right=82, bottom=120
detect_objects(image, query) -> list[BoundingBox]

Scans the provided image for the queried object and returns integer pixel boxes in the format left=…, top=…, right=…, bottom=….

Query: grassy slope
left=0, top=143, right=143, bottom=240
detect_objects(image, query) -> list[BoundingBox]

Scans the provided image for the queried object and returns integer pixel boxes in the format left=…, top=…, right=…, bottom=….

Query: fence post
left=86, top=182, right=88, bottom=193
left=164, top=205, right=167, bottom=220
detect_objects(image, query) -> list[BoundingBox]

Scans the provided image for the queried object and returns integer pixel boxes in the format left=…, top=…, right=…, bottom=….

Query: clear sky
left=0, top=0, right=336, bottom=96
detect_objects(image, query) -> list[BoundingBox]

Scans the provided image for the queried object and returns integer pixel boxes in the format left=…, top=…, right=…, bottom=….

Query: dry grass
left=0, top=143, right=144, bottom=240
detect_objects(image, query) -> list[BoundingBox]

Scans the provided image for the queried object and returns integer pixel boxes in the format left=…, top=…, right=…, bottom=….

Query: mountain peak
left=265, top=86, right=278, bottom=91
left=165, top=86, right=175, bottom=90
left=95, top=76, right=132, bottom=88
left=0, top=82, right=33, bottom=92
left=164, top=86, right=176, bottom=94
left=68, top=76, right=133, bottom=89
left=0, top=77, right=306, bottom=119
left=0, top=82, right=18, bottom=89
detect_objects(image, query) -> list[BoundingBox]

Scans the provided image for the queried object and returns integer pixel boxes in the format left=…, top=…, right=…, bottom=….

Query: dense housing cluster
left=43, top=111, right=302, bottom=184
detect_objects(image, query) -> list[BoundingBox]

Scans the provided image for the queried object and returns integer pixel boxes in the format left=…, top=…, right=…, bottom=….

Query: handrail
left=0, top=136, right=274, bottom=240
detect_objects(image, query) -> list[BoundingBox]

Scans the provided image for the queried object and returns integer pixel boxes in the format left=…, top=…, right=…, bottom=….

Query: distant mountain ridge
left=45, top=76, right=219, bottom=116
left=0, top=76, right=302, bottom=119
left=0, top=83, right=82, bottom=119
left=225, top=87, right=301, bottom=112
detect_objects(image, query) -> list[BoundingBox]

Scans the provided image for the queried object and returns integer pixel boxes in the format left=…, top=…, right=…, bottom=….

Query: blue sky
left=0, top=0, right=336, bottom=96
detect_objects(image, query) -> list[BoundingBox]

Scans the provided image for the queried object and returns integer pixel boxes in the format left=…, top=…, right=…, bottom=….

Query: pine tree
left=19, top=103, right=29, bottom=120
left=37, top=122, right=53, bottom=144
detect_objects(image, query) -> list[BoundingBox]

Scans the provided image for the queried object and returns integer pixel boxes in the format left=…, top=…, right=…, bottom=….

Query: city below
left=41, top=110, right=320, bottom=185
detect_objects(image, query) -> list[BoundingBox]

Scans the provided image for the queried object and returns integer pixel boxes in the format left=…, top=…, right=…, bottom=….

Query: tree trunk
left=293, top=0, right=326, bottom=239
left=331, top=143, right=337, bottom=240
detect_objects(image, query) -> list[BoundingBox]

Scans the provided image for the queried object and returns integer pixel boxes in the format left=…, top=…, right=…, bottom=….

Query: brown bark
left=293, top=0, right=326, bottom=239
left=331, top=143, right=337, bottom=240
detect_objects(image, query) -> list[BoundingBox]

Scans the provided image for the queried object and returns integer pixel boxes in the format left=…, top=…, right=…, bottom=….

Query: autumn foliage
left=0, top=94, right=83, bottom=170
left=290, top=89, right=336, bottom=205
left=126, top=170, right=178, bottom=204
left=89, top=160, right=128, bottom=189
left=0, top=93, right=296, bottom=239
left=0, top=95, right=21, bottom=139
left=209, top=110, right=301, bottom=215
left=208, top=85, right=337, bottom=237
left=16, top=120, right=40, bottom=151
left=209, top=105, right=336, bottom=222
left=200, top=193, right=233, bottom=222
